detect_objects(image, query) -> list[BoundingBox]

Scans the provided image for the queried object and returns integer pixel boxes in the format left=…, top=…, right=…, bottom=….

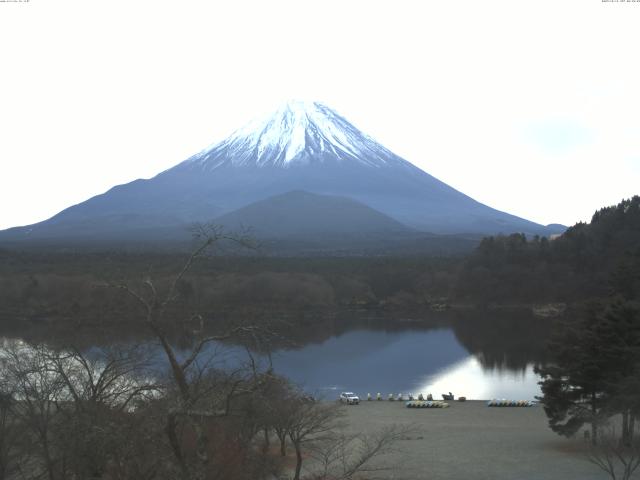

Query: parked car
left=339, top=392, right=360, bottom=405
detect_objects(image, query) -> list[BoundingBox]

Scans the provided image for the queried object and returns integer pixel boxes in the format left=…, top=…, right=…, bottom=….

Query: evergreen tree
left=536, top=306, right=610, bottom=444
left=537, top=301, right=640, bottom=445
left=597, top=301, right=640, bottom=445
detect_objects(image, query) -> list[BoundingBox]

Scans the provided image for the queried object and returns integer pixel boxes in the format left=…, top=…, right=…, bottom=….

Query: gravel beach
left=340, top=400, right=608, bottom=480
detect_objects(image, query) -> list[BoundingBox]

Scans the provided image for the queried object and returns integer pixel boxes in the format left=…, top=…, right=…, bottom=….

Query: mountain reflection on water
left=1, top=310, right=554, bottom=401
left=267, top=324, right=545, bottom=400
left=178, top=310, right=553, bottom=400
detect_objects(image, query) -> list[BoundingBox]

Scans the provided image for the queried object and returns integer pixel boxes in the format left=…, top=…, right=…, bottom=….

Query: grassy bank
left=339, top=400, right=602, bottom=480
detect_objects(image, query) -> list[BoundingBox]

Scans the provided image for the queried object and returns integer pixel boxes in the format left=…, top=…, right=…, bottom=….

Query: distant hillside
left=456, top=196, right=640, bottom=303
left=213, top=190, right=412, bottom=237
left=0, top=191, right=483, bottom=256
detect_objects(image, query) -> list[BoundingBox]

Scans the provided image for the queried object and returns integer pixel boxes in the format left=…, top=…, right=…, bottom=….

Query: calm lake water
left=268, top=328, right=541, bottom=400
left=185, top=312, right=551, bottom=401
left=2, top=310, right=553, bottom=401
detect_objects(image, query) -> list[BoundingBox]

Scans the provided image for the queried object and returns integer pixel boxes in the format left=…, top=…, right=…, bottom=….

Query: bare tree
left=1, top=339, right=164, bottom=480
left=0, top=381, right=25, bottom=480
left=586, top=425, right=640, bottom=480
left=260, top=374, right=298, bottom=457
left=308, top=424, right=413, bottom=480
left=48, top=345, right=158, bottom=411
left=46, top=345, right=160, bottom=479
left=2, top=341, right=68, bottom=480
left=287, top=400, right=344, bottom=480
left=110, top=225, right=269, bottom=480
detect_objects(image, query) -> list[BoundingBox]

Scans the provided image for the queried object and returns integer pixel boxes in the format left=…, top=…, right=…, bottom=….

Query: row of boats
left=404, top=399, right=535, bottom=408
left=487, top=399, right=535, bottom=407
left=362, top=393, right=535, bottom=407
left=366, top=393, right=453, bottom=401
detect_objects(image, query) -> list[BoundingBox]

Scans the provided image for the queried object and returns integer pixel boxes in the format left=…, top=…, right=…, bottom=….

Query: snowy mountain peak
left=184, top=100, right=404, bottom=170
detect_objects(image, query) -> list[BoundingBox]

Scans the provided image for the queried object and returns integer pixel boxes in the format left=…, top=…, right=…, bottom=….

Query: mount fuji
left=0, top=100, right=563, bottom=252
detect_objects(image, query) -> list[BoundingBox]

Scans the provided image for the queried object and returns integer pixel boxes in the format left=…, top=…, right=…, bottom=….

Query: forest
left=1, top=196, right=638, bottom=337
left=457, top=196, right=640, bottom=303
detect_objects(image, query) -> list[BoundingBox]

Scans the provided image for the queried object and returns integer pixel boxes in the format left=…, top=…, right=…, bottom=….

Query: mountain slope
left=213, top=190, right=412, bottom=237
left=0, top=100, right=561, bottom=249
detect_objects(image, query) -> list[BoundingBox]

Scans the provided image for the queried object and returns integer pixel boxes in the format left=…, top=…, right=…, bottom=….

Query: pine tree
left=536, top=306, right=611, bottom=444
left=537, top=301, right=640, bottom=445
left=597, top=301, right=640, bottom=445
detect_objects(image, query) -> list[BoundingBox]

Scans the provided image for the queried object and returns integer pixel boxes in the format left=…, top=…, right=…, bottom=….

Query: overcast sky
left=1, top=0, right=639, bottom=230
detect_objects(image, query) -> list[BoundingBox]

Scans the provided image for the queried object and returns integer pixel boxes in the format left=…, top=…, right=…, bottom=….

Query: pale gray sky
left=1, top=0, right=639, bottom=230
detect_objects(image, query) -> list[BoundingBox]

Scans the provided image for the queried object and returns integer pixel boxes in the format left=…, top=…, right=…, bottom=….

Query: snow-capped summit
left=185, top=100, right=405, bottom=170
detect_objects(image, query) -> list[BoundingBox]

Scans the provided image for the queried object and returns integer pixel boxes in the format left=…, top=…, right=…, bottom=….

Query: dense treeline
left=524, top=197, right=640, bottom=476
left=0, top=254, right=459, bottom=334
left=1, top=196, right=639, bottom=335
left=456, top=196, right=640, bottom=303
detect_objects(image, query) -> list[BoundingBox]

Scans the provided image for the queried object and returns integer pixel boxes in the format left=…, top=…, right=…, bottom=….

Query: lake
left=183, top=311, right=552, bottom=401
left=266, top=328, right=541, bottom=400
left=1, top=310, right=553, bottom=401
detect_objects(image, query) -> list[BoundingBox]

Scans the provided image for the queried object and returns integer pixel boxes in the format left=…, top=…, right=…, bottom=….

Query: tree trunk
left=152, top=324, right=191, bottom=400
left=293, top=443, right=303, bottom=480
left=191, top=419, right=210, bottom=480
left=41, top=439, right=56, bottom=480
left=154, top=324, right=210, bottom=480
left=277, top=431, right=287, bottom=456
left=262, top=427, right=270, bottom=453
left=630, top=412, right=636, bottom=443
left=165, top=413, right=190, bottom=480
left=591, top=392, right=598, bottom=446
left=623, top=409, right=630, bottom=446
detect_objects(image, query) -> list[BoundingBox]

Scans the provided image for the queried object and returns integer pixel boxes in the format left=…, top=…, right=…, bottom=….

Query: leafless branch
left=586, top=425, right=640, bottom=480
